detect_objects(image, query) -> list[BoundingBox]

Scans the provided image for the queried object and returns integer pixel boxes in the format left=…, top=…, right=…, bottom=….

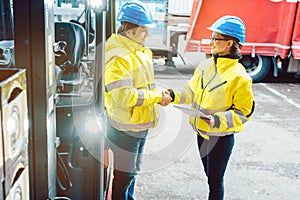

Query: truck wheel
left=239, top=55, right=271, bottom=82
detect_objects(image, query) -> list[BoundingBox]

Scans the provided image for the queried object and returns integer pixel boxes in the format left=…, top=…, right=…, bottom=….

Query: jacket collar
left=212, top=54, right=240, bottom=73
left=213, top=53, right=242, bottom=60
left=112, top=34, right=147, bottom=52
left=105, top=34, right=149, bottom=62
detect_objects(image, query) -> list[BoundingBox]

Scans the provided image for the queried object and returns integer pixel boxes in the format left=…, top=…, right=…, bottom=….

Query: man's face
left=126, top=26, right=149, bottom=45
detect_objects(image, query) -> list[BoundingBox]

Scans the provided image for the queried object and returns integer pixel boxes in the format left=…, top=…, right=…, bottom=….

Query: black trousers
left=197, top=134, right=235, bottom=200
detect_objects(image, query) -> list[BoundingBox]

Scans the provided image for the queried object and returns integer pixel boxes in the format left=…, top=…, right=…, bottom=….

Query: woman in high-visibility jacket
left=104, top=1, right=172, bottom=200
left=168, top=15, right=255, bottom=199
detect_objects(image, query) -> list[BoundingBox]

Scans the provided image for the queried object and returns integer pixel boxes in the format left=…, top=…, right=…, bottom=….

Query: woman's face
left=209, top=32, right=233, bottom=56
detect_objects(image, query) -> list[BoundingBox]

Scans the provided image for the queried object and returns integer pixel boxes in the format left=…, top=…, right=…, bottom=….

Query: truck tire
left=239, top=55, right=271, bottom=82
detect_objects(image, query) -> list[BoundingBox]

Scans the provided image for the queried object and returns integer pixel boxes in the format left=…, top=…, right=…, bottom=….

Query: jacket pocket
left=208, top=81, right=227, bottom=92
left=130, top=105, right=153, bottom=124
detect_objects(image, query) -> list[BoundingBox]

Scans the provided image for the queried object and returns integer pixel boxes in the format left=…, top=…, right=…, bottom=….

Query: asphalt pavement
left=132, top=64, right=300, bottom=200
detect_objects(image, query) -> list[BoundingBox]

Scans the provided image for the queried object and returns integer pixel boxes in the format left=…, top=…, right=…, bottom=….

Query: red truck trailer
left=185, top=0, right=300, bottom=82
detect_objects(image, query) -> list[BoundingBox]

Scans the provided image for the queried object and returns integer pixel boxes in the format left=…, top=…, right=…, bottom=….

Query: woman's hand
left=201, top=115, right=215, bottom=128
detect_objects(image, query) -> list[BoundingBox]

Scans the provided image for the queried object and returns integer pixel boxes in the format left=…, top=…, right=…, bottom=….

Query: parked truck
left=185, top=0, right=300, bottom=82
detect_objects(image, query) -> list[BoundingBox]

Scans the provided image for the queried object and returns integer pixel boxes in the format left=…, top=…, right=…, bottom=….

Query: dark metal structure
left=1, top=0, right=113, bottom=199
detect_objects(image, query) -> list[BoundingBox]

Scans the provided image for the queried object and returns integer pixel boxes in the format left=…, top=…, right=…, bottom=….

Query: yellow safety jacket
left=173, top=56, right=254, bottom=138
left=104, top=34, right=161, bottom=132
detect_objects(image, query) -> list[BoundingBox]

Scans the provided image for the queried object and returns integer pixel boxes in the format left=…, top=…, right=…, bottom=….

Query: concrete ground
left=131, top=55, right=300, bottom=199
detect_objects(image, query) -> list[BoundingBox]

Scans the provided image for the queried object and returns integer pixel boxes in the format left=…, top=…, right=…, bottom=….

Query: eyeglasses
left=209, top=37, right=228, bottom=42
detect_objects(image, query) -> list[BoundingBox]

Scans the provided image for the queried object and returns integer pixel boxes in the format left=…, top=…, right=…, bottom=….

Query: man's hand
left=160, top=91, right=172, bottom=106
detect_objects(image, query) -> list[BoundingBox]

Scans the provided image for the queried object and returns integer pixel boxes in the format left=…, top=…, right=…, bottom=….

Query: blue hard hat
left=117, top=0, right=155, bottom=27
left=207, top=15, right=246, bottom=44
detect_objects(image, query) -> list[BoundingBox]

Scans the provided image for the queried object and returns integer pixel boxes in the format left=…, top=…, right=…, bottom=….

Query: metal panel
left=13, top=0, right=57, bottom=198
left=0, top=69, right=28, bottom=197
left=168, top=0, right=193, bottom=16
left=5, top=166, right=29, bottom=200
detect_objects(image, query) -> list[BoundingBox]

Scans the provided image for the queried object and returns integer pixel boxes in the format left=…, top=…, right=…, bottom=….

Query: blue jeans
left=197, top=134, right=235, bottom=200
left=106, top=123, right=148, bottom=200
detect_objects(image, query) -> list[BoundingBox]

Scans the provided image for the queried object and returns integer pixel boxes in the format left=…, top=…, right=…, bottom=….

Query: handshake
left=159, top=90, right=173, bottom=107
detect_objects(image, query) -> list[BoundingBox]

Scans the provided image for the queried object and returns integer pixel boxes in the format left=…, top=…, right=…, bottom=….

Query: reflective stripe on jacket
left=104, top=34, right=161, bottom=132
left=173, top=57, right=254, bottom=138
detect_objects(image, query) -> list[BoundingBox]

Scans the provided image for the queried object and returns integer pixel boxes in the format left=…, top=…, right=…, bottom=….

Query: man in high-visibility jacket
left=104, top=1, right=172, bottom=199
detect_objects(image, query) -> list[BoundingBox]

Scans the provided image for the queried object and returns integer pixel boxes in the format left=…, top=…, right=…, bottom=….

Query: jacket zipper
left=201, top=70, right=204, bottom=89
left=193, top=59, right=218, bottom=134
left=199, top=63, right=217, bottom=104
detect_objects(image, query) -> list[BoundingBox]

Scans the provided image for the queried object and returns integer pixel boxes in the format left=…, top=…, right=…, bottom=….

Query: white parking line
left=259, top=83, right=300, bottom=109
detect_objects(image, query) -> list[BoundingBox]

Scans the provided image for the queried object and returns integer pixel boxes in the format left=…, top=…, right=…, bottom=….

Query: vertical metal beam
left=13, top=0, right=56, bottom=199
left=0, top=0, right=14, bottom=40
left=106, top=0, right=116, bottom=40
left=95, top=10, right=106, bottom=200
